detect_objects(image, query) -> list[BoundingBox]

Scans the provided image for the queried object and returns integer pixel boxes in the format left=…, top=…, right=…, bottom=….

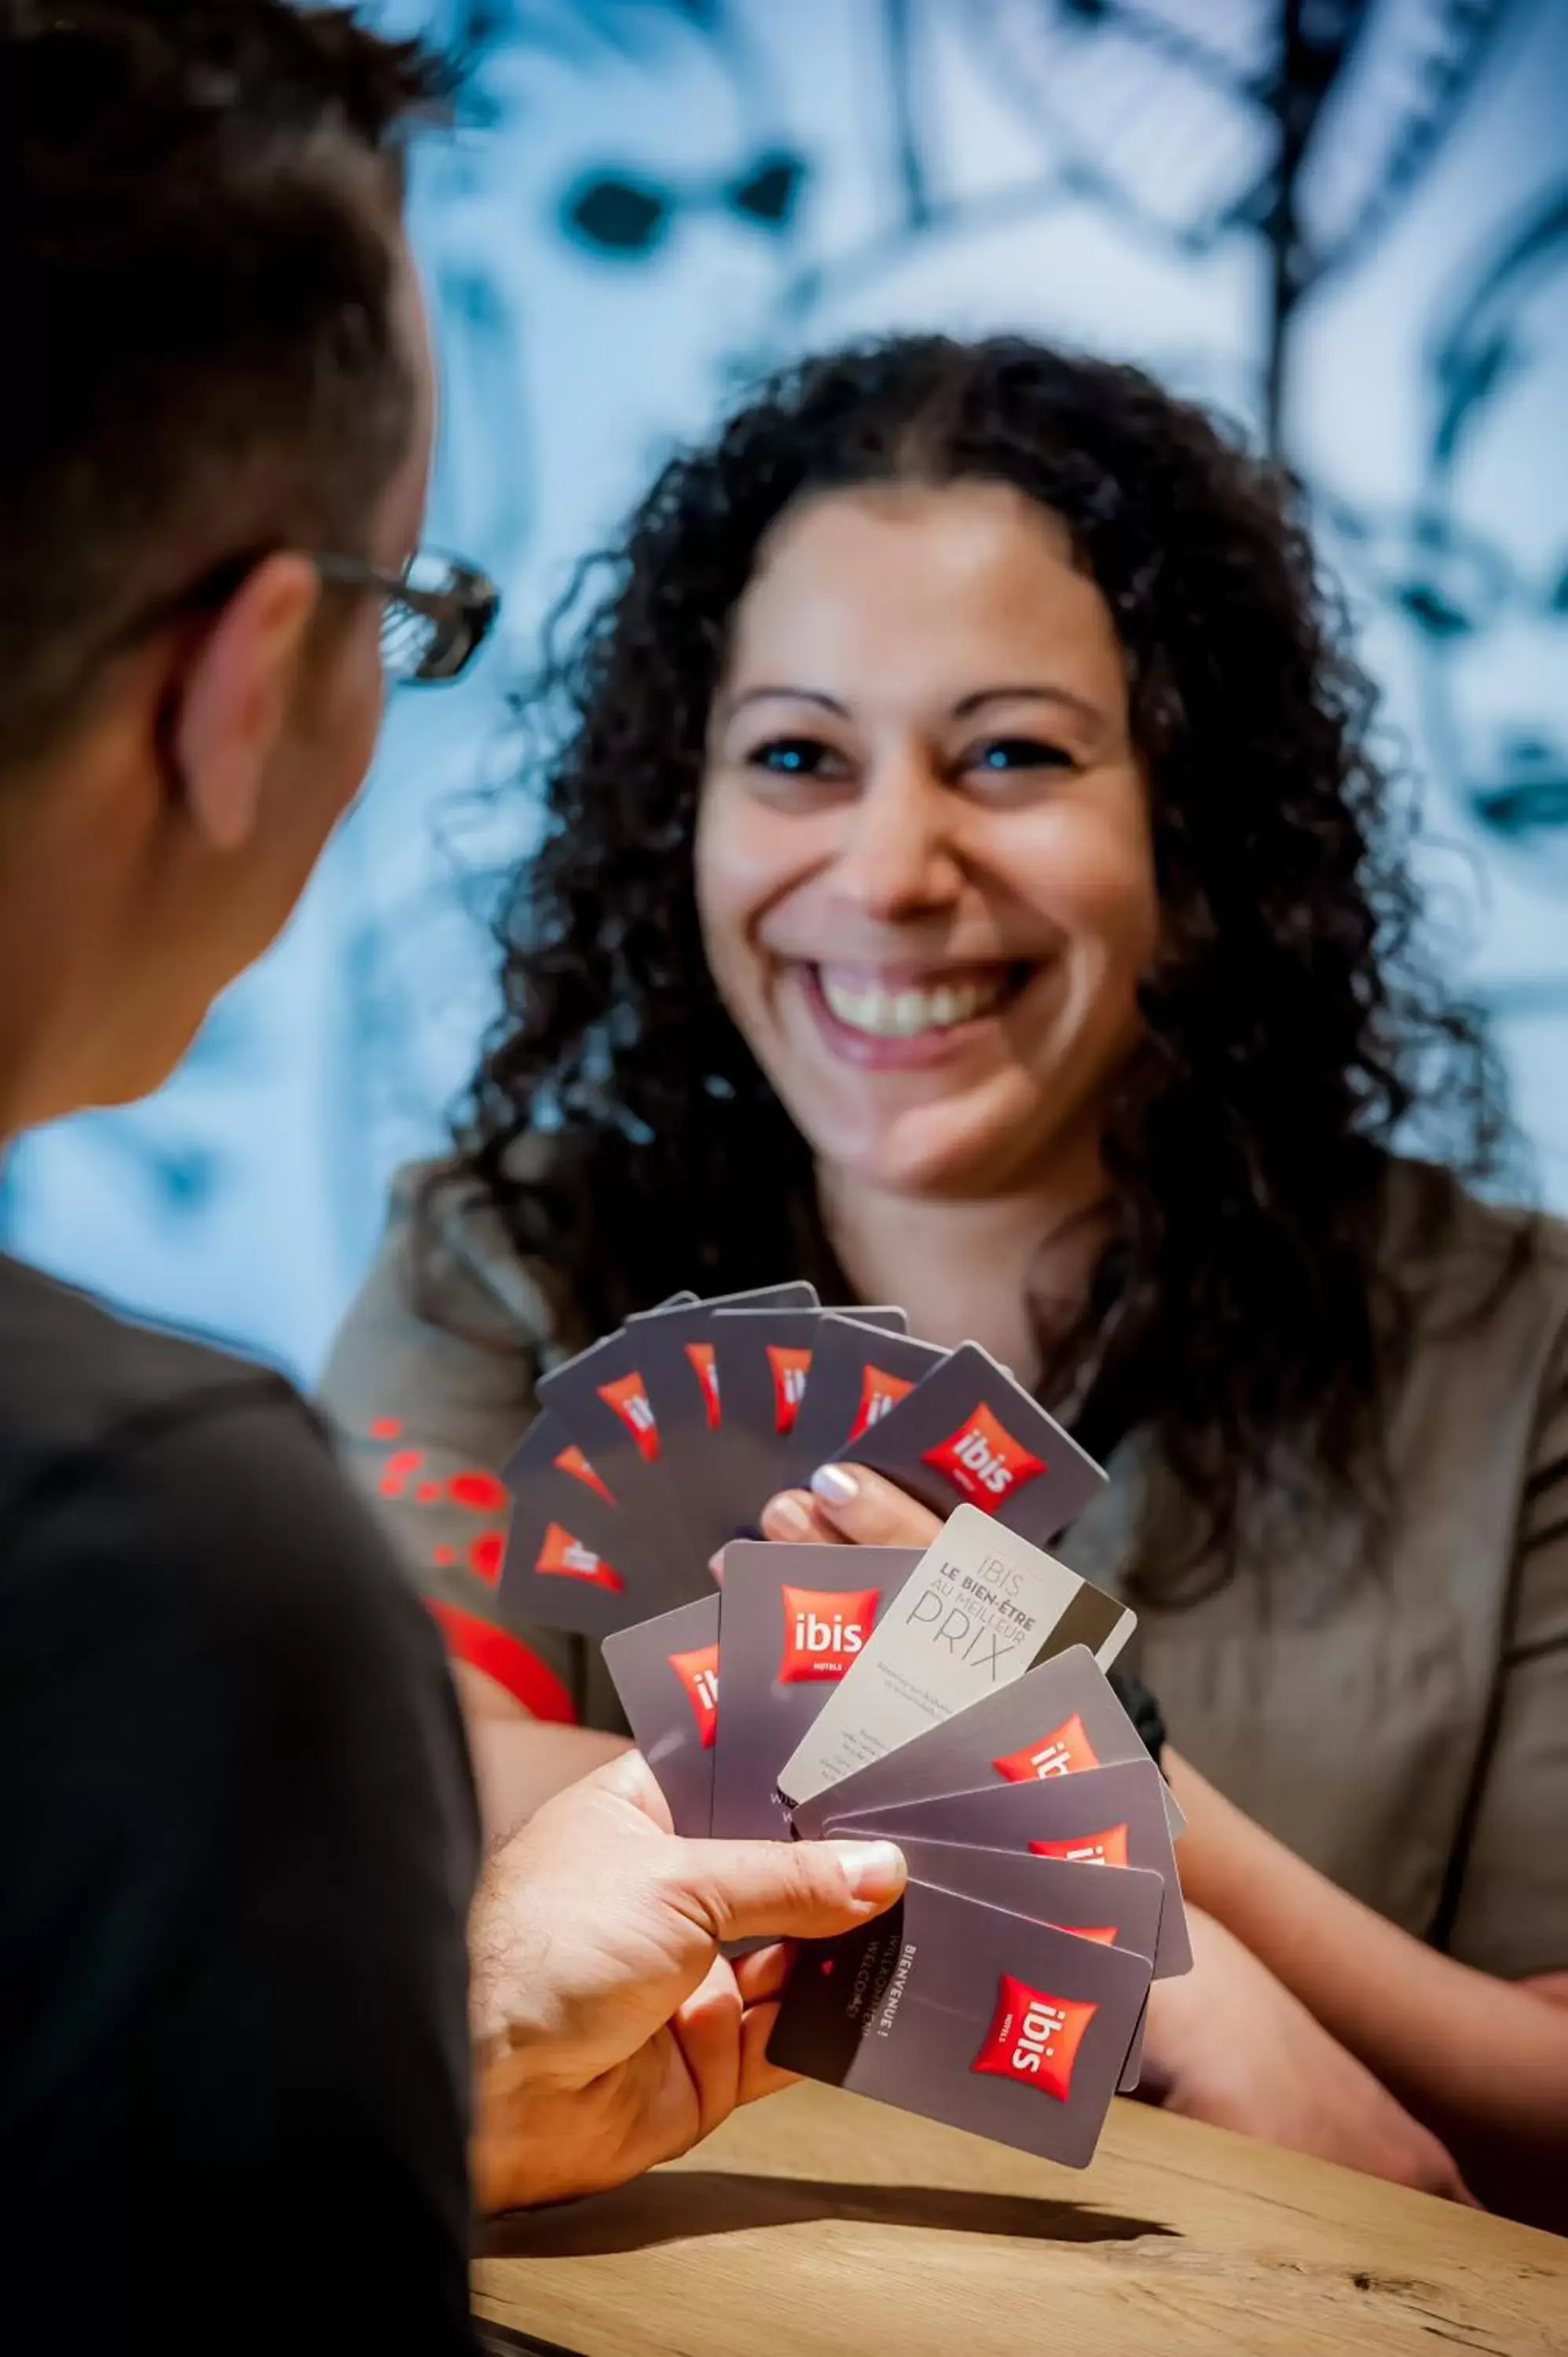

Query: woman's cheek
left=695, top=790, right=789, bottom=1032
left=1028, top=804, right=1158, bottom=969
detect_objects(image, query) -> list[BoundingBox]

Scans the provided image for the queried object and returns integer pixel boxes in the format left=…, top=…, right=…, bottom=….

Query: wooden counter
left=472, top=2084, right=1568, bottom=2356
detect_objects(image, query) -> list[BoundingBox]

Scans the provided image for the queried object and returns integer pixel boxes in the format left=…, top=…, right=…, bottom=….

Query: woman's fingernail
left=831, top=1839, right=907, bottom=1904
left=761, top=1493, right=814, bottom=1540
left=811, top=1464, right=859, bottom=1506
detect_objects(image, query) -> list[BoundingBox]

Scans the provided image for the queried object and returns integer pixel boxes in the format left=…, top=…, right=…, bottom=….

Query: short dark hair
left=0, top=0, right=449, bottom=765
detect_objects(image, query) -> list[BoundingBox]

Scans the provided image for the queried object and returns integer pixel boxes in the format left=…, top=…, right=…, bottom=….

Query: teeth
left=819, top=972, right=1008, bottom=1038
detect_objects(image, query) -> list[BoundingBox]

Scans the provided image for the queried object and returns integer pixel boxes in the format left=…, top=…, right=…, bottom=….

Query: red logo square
left=599, top=1371, right=659, bottom=1462
left=535, top=1522, right=624, bottom=1593
left=685, top=1340, right=722, bottom=1429
left=768, top=1345, right=813, bottom=1435
left=921, top=1401, right=1045, bottom=1508
left=847, top=1363, right=918, bottom=1442
left=670, top=1642, right=720, bottom=1747
left=972, top=1973, right=1097, bottom=2102
left=1028, top=1824, right=1130, bottom=1869
left=991, top=1713, right=1101, bottom=1784
left=778, top=1584, right=881, bottom=1682
left=553, top=1442, right=614, bottom=1503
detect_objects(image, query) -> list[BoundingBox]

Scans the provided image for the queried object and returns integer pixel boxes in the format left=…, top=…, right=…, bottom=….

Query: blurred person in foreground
left=325, top=337, right=1568, bottom=2227
left=0, top=7, right=904, bottom=2346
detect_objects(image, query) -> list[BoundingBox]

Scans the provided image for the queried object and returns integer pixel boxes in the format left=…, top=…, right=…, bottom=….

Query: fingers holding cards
left=502, top=1282, right=1188, bottom=2172
left=599, top=1507, right=1189, bottom=2171
left=760, top=1464, right=947, bottom=1553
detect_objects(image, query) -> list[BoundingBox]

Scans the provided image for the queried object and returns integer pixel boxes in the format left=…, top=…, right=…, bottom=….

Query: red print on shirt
left=467, top=1532, right=506, bottom=1585
left=447, top=1470, right=509, bottom=1513
left=378, top=1447, right=424, bottom=1499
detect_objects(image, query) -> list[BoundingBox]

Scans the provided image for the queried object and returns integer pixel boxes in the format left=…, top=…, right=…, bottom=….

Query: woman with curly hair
left=324, top=336, right=1568, bottom=2217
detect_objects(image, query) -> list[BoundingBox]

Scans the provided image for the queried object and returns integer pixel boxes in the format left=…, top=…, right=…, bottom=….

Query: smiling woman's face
left=694, top=479, right=1159, bottom=1200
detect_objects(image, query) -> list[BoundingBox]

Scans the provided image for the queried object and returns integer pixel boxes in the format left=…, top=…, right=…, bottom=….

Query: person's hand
left=468, top=1748, right=906, bottom=2212
left=758, top=1464, right=944, bottom=1552
left=1141, top=1908, right=1475, bottom=2202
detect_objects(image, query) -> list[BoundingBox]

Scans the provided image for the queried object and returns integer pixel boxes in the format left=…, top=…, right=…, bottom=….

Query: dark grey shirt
left=0, top=1255, right=480, bottom=2350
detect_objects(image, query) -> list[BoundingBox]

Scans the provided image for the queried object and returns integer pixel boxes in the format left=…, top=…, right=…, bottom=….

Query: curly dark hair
left=441, top=334, right=1519, bottom=1600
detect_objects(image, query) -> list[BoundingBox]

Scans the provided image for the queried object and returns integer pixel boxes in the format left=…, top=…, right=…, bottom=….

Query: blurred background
left=5, top=0, right=1564, bottom=1384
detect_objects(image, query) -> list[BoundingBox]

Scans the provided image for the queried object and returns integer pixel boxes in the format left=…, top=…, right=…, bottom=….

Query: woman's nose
left=827, top=760, right=963, bottom=920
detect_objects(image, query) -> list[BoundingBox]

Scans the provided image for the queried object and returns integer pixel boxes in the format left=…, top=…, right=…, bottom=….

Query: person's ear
left=169, top=553, right=322, bottom=852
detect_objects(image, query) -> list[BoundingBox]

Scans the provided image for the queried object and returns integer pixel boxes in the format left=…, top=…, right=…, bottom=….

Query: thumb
left=670, top=1833, right=907, bottom=1948
left=806, top=1464, right=944, bottom=1548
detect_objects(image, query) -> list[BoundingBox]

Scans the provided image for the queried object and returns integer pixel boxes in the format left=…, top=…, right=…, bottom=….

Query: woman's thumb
left=806, top=1464, right=944, bottom=1547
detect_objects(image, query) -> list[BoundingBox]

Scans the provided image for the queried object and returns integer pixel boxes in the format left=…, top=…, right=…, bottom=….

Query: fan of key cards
left=498, top=1281, right=1191, bottom=2168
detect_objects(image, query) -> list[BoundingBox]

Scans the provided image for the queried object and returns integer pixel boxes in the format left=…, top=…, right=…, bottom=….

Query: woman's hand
left=760, top=1464, right=944, bottom=1551
left=1143, top=1908, right=1475, bottom=2201
left=755, top=1470, right=1479, bottom=2205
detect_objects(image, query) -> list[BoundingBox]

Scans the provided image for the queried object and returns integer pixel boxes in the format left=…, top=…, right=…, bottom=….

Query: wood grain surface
left=473, top=2085, right=1568, bottom=2357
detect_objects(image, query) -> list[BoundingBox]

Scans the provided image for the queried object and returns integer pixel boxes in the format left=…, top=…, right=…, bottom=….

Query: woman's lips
left=794, top=961, right=1032, bottom=1069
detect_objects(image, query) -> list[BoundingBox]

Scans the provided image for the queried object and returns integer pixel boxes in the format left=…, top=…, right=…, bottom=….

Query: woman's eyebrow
left=724, top=685, right=851, bottom=718
left=951, top=684, right=1104, bottom=728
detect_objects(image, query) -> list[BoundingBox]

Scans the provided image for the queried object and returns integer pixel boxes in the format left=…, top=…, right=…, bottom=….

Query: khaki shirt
left=320, top=1157, right=1568, bottom=1981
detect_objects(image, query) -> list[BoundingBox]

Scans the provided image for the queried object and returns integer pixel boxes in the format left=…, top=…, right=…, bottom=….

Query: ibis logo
left=1028, top=1824, right=1130, bottom=1869
left=778, top=1584, right=880, bottom=1683
left=767, top=1345, right=813, bottom=1434
left=922, top=1402, right=1045, bottom=1505
left=535, top=1523, right=624, bottom=1593
left=972, top=1974, right=1097, bottom=2103
left=599, top=1371, right=659, bottom=1461
left=847, top=1363, right=918, bottom=1442
left=991, top=1713, right=1101, bottom=1784
left=553, top=1442, right=614, bottom=1503
left=684, top=1340, right=722, bottom=1429
left=670, top=1642, right=720, bottom=1747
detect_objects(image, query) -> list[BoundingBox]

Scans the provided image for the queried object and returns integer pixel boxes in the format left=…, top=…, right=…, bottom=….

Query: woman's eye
left=747, top=736, right=841, bottom=779
left=967, top=736, right=1074, bottom=776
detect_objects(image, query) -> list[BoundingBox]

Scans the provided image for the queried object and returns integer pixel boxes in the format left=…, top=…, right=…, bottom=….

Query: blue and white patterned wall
left=8, top=0, right=1566, bottom=1380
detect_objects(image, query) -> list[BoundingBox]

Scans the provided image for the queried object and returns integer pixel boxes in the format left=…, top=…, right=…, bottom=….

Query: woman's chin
left=808, top=1105, right=1042, bottom=1204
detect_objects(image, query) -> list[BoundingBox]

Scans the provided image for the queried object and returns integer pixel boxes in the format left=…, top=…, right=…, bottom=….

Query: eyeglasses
left=108, top=544, right=500, bottom=687
left=313, top=548, right=500, bottom=684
